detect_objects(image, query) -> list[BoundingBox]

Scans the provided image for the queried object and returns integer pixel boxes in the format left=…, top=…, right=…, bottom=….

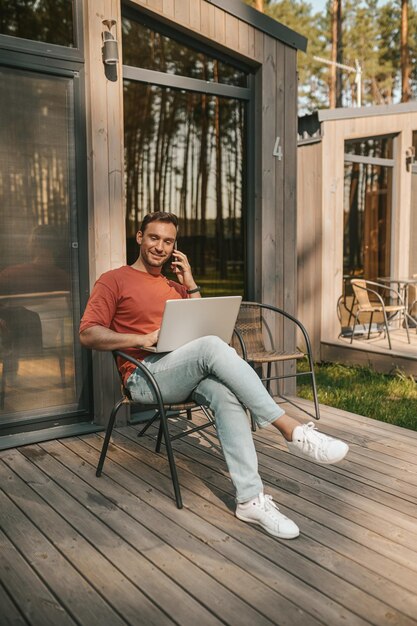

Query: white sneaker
left=287, top=422, right=349, bottom=464
left=236, top=493, right=299, bottom=539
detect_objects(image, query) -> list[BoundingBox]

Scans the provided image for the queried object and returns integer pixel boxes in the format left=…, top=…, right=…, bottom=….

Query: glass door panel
left=0, top=67, right=82, bottom=420
left=343, top=137, right=393, bottom=280
left=124, top=81, right=245, bottom=296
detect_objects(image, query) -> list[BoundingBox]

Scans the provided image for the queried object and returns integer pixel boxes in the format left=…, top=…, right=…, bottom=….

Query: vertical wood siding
left=85, top=0, right=299, bottom=421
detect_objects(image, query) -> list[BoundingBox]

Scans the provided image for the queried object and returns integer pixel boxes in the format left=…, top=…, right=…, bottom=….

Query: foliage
left=245, top=0, right=417, bottom=112
left=297, top=360, right=417, bottom=430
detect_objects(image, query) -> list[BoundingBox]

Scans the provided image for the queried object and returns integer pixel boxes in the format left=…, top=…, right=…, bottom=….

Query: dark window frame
left=121, top=6, right=257, bottom=298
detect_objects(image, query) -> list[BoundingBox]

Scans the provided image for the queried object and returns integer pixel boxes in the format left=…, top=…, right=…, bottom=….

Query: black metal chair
left=233, top=302, right=320, bottom=425
left=96, top=350, right=215, bottom=509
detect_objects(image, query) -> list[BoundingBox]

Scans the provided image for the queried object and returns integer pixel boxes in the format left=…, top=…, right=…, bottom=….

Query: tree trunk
left=330, top=0, right=343, bottom=108
left=401, top=0, right=411, bottom=102
left=254, top=0, right=264, bottom=12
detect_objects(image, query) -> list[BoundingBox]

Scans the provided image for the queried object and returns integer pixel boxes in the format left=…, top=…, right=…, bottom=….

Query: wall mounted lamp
left=406, top=146, right=415, bottom=172
left=102, top=19, right=119, bottom=65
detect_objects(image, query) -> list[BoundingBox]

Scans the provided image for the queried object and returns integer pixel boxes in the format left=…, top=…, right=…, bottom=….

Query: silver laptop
left=144, top=295, right=242, bottom=353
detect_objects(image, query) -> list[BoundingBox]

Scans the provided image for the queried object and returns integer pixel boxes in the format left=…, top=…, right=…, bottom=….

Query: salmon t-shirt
left=79, top=265, right=188, bottom=384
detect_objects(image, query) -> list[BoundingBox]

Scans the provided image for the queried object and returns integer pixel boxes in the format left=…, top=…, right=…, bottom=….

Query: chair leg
left=266, top=363, right=272, bottom=394
left=96, top=398, right=126, bottom=477
left=137, top=413, right=159, bottom=438
left=350, top=313, right=360, bottom=343
left=403, top=310, right=411, bottom=344
left=307, top=354, right=320, bottom=421
left=155, top=413, right=164, bottom=453
left=367, top=312, right=374, bottom=340
left=200, top=405, right=216, bottom=427
left=382, top=310, right=392, bottom=350
left=157, top=407, right=183, bottom=509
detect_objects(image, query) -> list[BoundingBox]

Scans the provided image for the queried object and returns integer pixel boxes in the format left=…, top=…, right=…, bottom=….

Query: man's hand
left=171, top=249, right=200, bottom=296
left=139, top=329, right=159, bottom=348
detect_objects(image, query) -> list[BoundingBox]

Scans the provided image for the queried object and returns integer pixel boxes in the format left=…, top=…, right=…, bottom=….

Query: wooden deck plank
left=0, top=581, right=28, bottom=626
left=164, top=427, right=417, bottom=567
left=0, top=482, right=127, bottom=626
left=0, top=525, right=76, bottom=626
left=256, top=428, right=417, bottom=501
left=114, top=422, right=417, bottom=583
left=2, top=402, right=417, bottom=626
left=135, top=417, right=417, bottom=552
left=13, top=444, right=286, bottom=626
left=0, top=451, right=176, bottom=626
left=158, top=415, right=417, bottom=526
left=59, top=436, right=355, bottom=626
left=84, top=428, right=417, bottom=625
left=34, top=438, right=315, bottom=626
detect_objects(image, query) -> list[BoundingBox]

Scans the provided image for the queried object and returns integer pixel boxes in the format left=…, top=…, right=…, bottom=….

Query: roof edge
left=318, top=101, right=417, bottom=122
left=206, top=0, right=307, bottom=52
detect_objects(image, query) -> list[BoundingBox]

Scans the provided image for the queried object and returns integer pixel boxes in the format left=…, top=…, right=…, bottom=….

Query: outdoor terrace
left=1, top=401, right=417, bottom=626
left=323, top=313, right=417, bottom=377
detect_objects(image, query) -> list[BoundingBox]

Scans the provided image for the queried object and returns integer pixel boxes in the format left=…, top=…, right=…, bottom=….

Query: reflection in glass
left=345, top=135, right=393, bottom=159
left=122, top=15, right=247, bottom=87
left=124, top=81, right=245, bottom=296
left=0, top=0, right=74, bottom=46
left=343, top=159, right=392, bottom=280
left=0, top=67, right=78, bottom=418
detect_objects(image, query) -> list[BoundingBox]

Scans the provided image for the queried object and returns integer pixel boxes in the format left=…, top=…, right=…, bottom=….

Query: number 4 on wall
left=273, top=136, right=283, bottom=160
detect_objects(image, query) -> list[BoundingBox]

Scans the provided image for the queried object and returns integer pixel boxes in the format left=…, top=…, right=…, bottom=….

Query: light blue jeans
left=126, top=336, right=285, bottom=503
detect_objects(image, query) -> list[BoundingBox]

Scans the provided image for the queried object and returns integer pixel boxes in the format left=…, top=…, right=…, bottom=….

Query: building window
left=0, top=0, right=75, bottom=47
left=122, top=12, right=250, bottom=296
left=343, top=135, right=394, bottom=280
left=122, top=13, right=247, bottom=87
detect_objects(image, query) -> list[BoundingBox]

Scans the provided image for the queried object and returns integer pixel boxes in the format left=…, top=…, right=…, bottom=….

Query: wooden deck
left=1, top=401, right=417, bottom=626
left=322, top=326, right=417, bottom=377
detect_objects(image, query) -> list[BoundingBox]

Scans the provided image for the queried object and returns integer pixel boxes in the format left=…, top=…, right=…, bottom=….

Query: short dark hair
left=139, top=212, right=179, bottom=234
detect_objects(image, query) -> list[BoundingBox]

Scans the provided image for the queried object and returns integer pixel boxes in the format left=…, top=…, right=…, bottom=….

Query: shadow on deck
left=1, top=401, right=417, bottom=625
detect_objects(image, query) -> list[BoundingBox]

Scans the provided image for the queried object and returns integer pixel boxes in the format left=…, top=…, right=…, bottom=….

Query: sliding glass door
left=0, top=66, right=86, bottom=426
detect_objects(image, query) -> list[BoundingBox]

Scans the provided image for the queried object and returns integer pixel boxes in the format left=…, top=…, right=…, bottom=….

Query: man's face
left=136, top=221, right=177, bottom=270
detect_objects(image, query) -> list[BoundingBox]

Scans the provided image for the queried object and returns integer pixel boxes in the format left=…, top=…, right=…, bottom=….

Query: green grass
left=297, top=360, right=417, bottom=432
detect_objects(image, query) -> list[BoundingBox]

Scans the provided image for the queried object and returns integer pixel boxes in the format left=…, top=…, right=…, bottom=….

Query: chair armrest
left=248, top=302, right=314, bottom=356
left=364, top=281, right=404, bottom=305
left=113, top=350, right=165, bottom=407
left=232, top=327, right=247, bottom=360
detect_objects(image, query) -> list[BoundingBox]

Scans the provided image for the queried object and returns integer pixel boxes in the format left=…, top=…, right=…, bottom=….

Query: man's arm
left=79, top=325, right=159, bottom=351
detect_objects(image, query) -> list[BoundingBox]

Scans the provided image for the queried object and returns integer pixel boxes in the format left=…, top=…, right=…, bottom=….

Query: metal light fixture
left=102, top=19, right=119, bottom=65
left=406, top=146, right=415, bottom=172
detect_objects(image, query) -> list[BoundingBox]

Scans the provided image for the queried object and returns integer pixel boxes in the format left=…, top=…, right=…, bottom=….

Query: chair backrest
left=351, top=279, right=371, bottom=310
left=409, top=275, right=417, bottom=315
left=234, top=302, right=267, bottom=354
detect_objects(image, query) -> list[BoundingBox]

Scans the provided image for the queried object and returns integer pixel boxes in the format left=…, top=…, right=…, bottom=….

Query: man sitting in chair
left=80, top=211, right=348, bottom=540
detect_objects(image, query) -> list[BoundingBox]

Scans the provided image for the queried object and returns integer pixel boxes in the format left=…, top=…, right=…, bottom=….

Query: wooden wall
left=84, top=0, right=300, bottom=422
left=320, top=108, right=417, bottom=344
left=297, top=105, right=417, bottom=359
left=297, top=140, right=322, bottom=360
